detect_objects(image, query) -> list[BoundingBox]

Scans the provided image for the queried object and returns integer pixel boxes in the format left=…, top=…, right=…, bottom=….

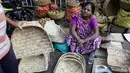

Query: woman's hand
left=13, top=21, right=25, bottom=30
left=78, top=39, right=85, bottom=44
left=78, top=43, right=83, bottom=48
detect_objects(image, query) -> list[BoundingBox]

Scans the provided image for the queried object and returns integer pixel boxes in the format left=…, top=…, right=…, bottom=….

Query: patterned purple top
left=71, top=16, right=98, bottom=29
left=66, top=14, right=101, bottom=54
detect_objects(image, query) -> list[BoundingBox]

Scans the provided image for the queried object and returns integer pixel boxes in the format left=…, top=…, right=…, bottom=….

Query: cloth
left=0, top=3, right=10, bottom=59
left=66, top=14, right=101, bottom=54
left=0, top=45, right=18, bottom=73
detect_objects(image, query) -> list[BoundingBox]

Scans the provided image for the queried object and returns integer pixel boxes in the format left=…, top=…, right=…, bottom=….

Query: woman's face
left=0, top=0, right=2, bottom=3
left=81, top=4, right=92, bottom=17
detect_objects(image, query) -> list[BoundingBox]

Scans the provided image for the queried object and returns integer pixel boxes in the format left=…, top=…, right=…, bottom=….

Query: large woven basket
left=53, top=52, right=86, bottom=73
left=48, top=10, right=65, bottom=20
left=67, top=1, right=80, bottom=7
left=101, top=33, right=124, bottom=42
left=19, top=55, right=46, bottom=73
left=107, top=48, right=130, bottom=67
left=11, top=21, right=54, bottom=59
left=102, top=0, right=120, bottom=16
left=101, top=42, right=123, bottom=49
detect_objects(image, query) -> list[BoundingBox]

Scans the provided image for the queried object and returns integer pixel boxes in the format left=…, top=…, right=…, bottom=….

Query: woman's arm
left=6, top=17, right=23, bottom=29
left=6, top=17, right=17, bottom=26
left=71, top=24, right=81, bottom=41
left=84, top=27, right=99, bottom=43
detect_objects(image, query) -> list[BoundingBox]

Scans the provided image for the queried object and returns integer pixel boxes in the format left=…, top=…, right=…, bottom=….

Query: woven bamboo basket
left=53, top=52, right=86, bottom=73
left=107, top=48, right=130, bottom=67
left=67, top=1, right=80, bottom=7
left=58, top=52, right=86, bottom=69
left=101, top=42, right=123, bottom=49
left=48, top=10, right=65, bottom=20
left=19, top=55, right=46, bottom=73
left=101, top=33, right=124, bottom=42
left=102, top=0, right=120, bottom=16
left=11, top=21, right=54, bottom=59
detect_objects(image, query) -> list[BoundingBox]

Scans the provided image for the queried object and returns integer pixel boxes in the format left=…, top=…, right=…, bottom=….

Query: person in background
left=0, top=0, right=23, bottom=73
left=66, top=2, right=101, bottom=54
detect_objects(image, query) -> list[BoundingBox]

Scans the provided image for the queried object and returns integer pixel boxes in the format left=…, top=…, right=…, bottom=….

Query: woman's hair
left=81, top=2, right=95, bottom=14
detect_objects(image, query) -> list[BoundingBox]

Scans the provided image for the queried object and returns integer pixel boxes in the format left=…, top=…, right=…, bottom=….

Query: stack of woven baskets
left=100, top=33, right=130, bottom=72
left=53, top=52, right=86, bottom=73
left=11, top=21, right=54, bottom=73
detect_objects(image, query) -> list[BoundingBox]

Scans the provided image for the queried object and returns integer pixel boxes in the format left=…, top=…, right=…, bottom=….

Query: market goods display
left=48, top=10, right=65, bottom=20
left=35, top=5, right=49, bottom=17
left=114, top=9, right=130, bottom=28
left=67, top=7, right=80, bottom=21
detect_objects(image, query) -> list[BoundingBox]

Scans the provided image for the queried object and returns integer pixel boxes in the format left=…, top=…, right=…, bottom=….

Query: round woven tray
left=54, top=58, right=84, bottom=73
left=11, top=21, right=54, bottom=59
left=102, top=0, right=120, bottom=16
left=58, top=52, right=86, bottom=68
left=19, top=55, right=46, bottom=73
left=53, top=52, right=86, bottom=73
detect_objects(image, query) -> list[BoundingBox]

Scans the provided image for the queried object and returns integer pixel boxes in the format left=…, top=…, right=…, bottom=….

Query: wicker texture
left=107, top=47, right=130, bottom=67
left=11, top=21, right=54, bottom=59
left=102, top=0, right=120, bottom=16
left=101, top=33, right=124, bottom=42
left=19, top=55, right=46, bottom=73
left=101, top=42, right=123, bottom=49
left=53, top=52, right=86, bottom=73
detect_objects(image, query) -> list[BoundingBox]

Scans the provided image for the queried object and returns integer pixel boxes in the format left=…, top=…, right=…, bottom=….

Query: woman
left=66, top=2, right=101, bottom=54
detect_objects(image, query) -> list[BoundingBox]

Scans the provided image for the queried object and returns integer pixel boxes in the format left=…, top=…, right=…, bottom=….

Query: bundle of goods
left=53, top=52, right=86, bottom=73
left=34, top=0, right=51, bottom=6
left=48, top=10, right=65, bottom=20
left=114, top=9, right=130, bottom=28
left=38, top=18, right=51, bottom=27
left=67, top=0, right=80, bottom=7
left=67, top=7, right=80, bottom=21
left=35, top=5, right=50, bottom=17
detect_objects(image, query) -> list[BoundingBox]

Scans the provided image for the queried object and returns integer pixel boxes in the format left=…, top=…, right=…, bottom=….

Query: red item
left=67, top=7, right=81, bottom=21
left=49, top=3, right=58, bottom=11
left=36, top=5, right=50, bottom=17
